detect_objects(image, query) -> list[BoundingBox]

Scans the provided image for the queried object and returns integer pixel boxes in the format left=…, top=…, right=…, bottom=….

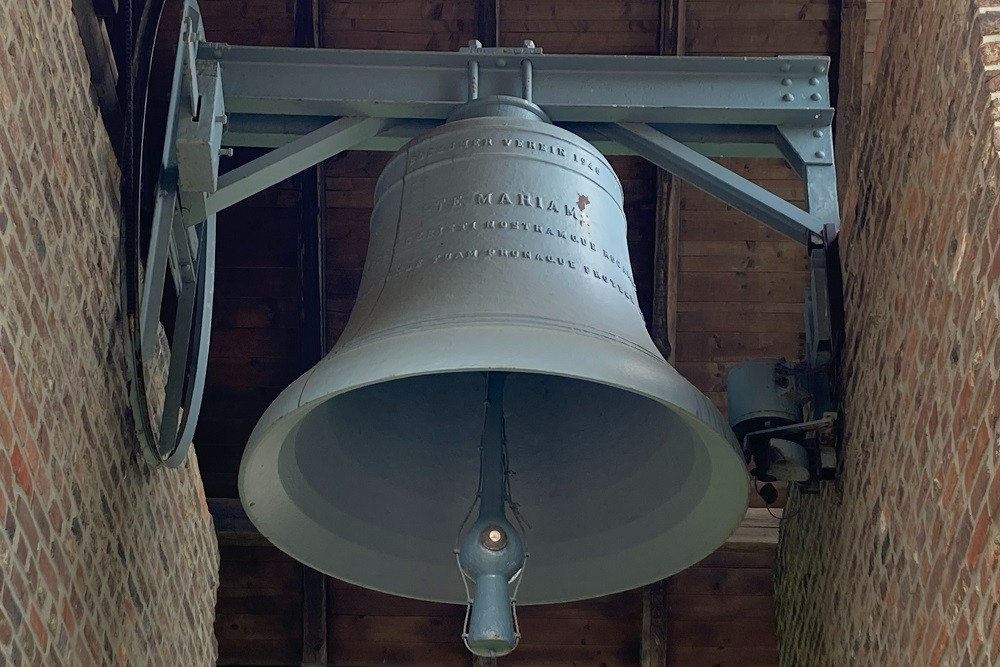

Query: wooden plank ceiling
left=149, top=0, right=839, bottom=664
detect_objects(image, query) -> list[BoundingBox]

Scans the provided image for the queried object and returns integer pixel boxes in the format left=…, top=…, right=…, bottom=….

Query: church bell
left=239, top=97, right=749, bottom=640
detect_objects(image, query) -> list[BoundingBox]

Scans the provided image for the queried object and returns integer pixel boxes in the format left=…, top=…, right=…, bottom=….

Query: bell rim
left=238, top=325, right=750, bottom=604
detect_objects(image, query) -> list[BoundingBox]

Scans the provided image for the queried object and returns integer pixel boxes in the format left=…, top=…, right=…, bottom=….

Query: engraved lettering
left=498, top=193, right=514, bottom=205
left=546, top=201, right=559, bottom=213
left=502, top=139, right=513, bottom=147
left=475, top=193, right=493, bottom=205
left=557, top=148, right=566, bottom=156
left=517, top=193, right=532, bottom=206
left=557, top=230, right=567, bottom=239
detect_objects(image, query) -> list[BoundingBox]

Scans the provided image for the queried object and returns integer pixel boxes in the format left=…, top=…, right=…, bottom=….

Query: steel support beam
left=595, top=122, right=826, bottom=244
left=222, top=114, right=784, bottom=157
left=190, top=117, right=390, bottom=224
left=200, top=42, right=832, bottom=126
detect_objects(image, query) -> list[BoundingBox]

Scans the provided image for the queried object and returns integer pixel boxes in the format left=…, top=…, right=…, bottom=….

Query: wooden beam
left=293, top=0, right=327, bottom=366
left=209, top=497, right=271, bottom=546
left=644, top=2, right=686, bottom=655
left=726, top=508, right=781, bottom=551
left=475, top=0, right=501, bottom=47
left=301, top=566, right=328, bottom=666
left=70, top=0, right=123, bottom=158
left=292, top=4, right=328, bottom=665
left=652, top=0, right=686, bottom=364
left=835, top=0, right=867, bottom=195
left=641, top=579, right=668, bottom=667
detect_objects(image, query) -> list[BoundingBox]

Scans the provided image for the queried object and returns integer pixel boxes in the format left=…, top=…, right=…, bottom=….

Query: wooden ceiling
left=150, top=0, right=840, bottom=664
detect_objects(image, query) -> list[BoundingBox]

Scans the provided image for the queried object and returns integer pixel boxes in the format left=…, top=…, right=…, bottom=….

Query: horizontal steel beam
left=202, top=42, right=832, bottom=126
left=223, top=114, right=785, bottom=157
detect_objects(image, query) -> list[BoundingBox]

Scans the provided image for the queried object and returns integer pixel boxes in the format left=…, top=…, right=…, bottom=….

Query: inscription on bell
left=428, top=191, right=591, bottom=223
left=408, top=134, right=601, bottom=176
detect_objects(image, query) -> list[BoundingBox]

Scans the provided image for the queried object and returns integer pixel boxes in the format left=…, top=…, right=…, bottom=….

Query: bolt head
left=810, top=92, right=822, bottom=101
left=496, top=58, right=507, bottom=67
left=522, top=40, right=535, bottom=48
left=480, top=526, right=508, bottom=551
left=813, top=130, right=824, bottom=138
left=814, top=65, right=827, bottom=73
left=782, top=93, right=794, bottom=102
left=814, top=151, right=826, bottom=159
left=809, top=77, right=820, bottom=86
left=469, top=39, right=483, bottom=48
left=780, top=63, right=792, bottom=72
left=781, top=78, right=793, bottom=86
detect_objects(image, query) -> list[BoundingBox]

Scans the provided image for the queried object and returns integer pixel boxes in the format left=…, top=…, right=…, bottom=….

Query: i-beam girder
left=133, top=0, right=839, bottom=465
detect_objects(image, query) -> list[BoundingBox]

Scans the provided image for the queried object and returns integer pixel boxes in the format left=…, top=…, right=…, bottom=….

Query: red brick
left=775, top=3, right=1000, bottom=666
left=0, top=1, right=219, bottom=665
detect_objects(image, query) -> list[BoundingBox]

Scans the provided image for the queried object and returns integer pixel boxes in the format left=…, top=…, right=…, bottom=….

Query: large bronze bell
left=239, top=98, right=748, bottom=629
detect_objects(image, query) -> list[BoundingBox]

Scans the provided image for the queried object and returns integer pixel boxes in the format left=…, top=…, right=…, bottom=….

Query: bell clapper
left=456, top=372, right=528, bottom=658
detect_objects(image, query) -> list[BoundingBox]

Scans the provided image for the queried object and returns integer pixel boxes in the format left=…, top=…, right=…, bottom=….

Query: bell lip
left=239, top=328, right=750, bottom=605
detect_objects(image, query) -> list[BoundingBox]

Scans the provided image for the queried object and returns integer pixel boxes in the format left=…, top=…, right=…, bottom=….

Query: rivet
left=814, top=151, right=826, bottom=159
left=780, top=63, right=792, bottom=72
left=497, top=58, right=507, bottom=67
left=809, top=77, right=820, bottom=86
left=782, top=93, right=794, bottom=102
left=811, top=92, right=822, bottom=101
left=813, top=130, right=824, bottom=138
left=814, top=65, right=827, bottom=74
left=781, top=78, right=793, bottom=86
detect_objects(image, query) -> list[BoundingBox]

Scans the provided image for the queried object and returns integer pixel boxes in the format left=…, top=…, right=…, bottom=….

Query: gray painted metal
left=132, top=0, right=217, bottom=467
left=726, top=359, right=802, bottom=438
left=457, top=372, right=525, bottom=657
left=238, top=110, right=750, bottom=605
left=176, top=61, right=226, bottom=193
left=222, top=114, right=785, bottom=157
left=201, top=42, right=832, bottom=126
left=199, top=117, right=391, bottom=223
left=593, top=122, right=825, bottom=244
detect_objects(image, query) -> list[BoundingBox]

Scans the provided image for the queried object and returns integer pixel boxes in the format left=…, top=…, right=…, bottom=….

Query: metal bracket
left=591, top=122, right=827, bottom=245
left=176, top=60, right=227, bottom=194
left=129, top=0, right=843, bottom=466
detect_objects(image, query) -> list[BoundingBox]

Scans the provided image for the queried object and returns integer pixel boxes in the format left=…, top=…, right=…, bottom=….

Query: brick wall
left=0, top=3, right=219, bottom=666
left=775, top=1, right=1000, bottom=665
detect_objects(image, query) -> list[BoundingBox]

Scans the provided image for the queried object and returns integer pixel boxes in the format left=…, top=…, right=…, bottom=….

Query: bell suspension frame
left=129, top=0, right=841, bottom=466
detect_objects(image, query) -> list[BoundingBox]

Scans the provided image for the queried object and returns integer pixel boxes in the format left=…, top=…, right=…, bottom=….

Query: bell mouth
left=240, top=332, right=749, bottom=605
